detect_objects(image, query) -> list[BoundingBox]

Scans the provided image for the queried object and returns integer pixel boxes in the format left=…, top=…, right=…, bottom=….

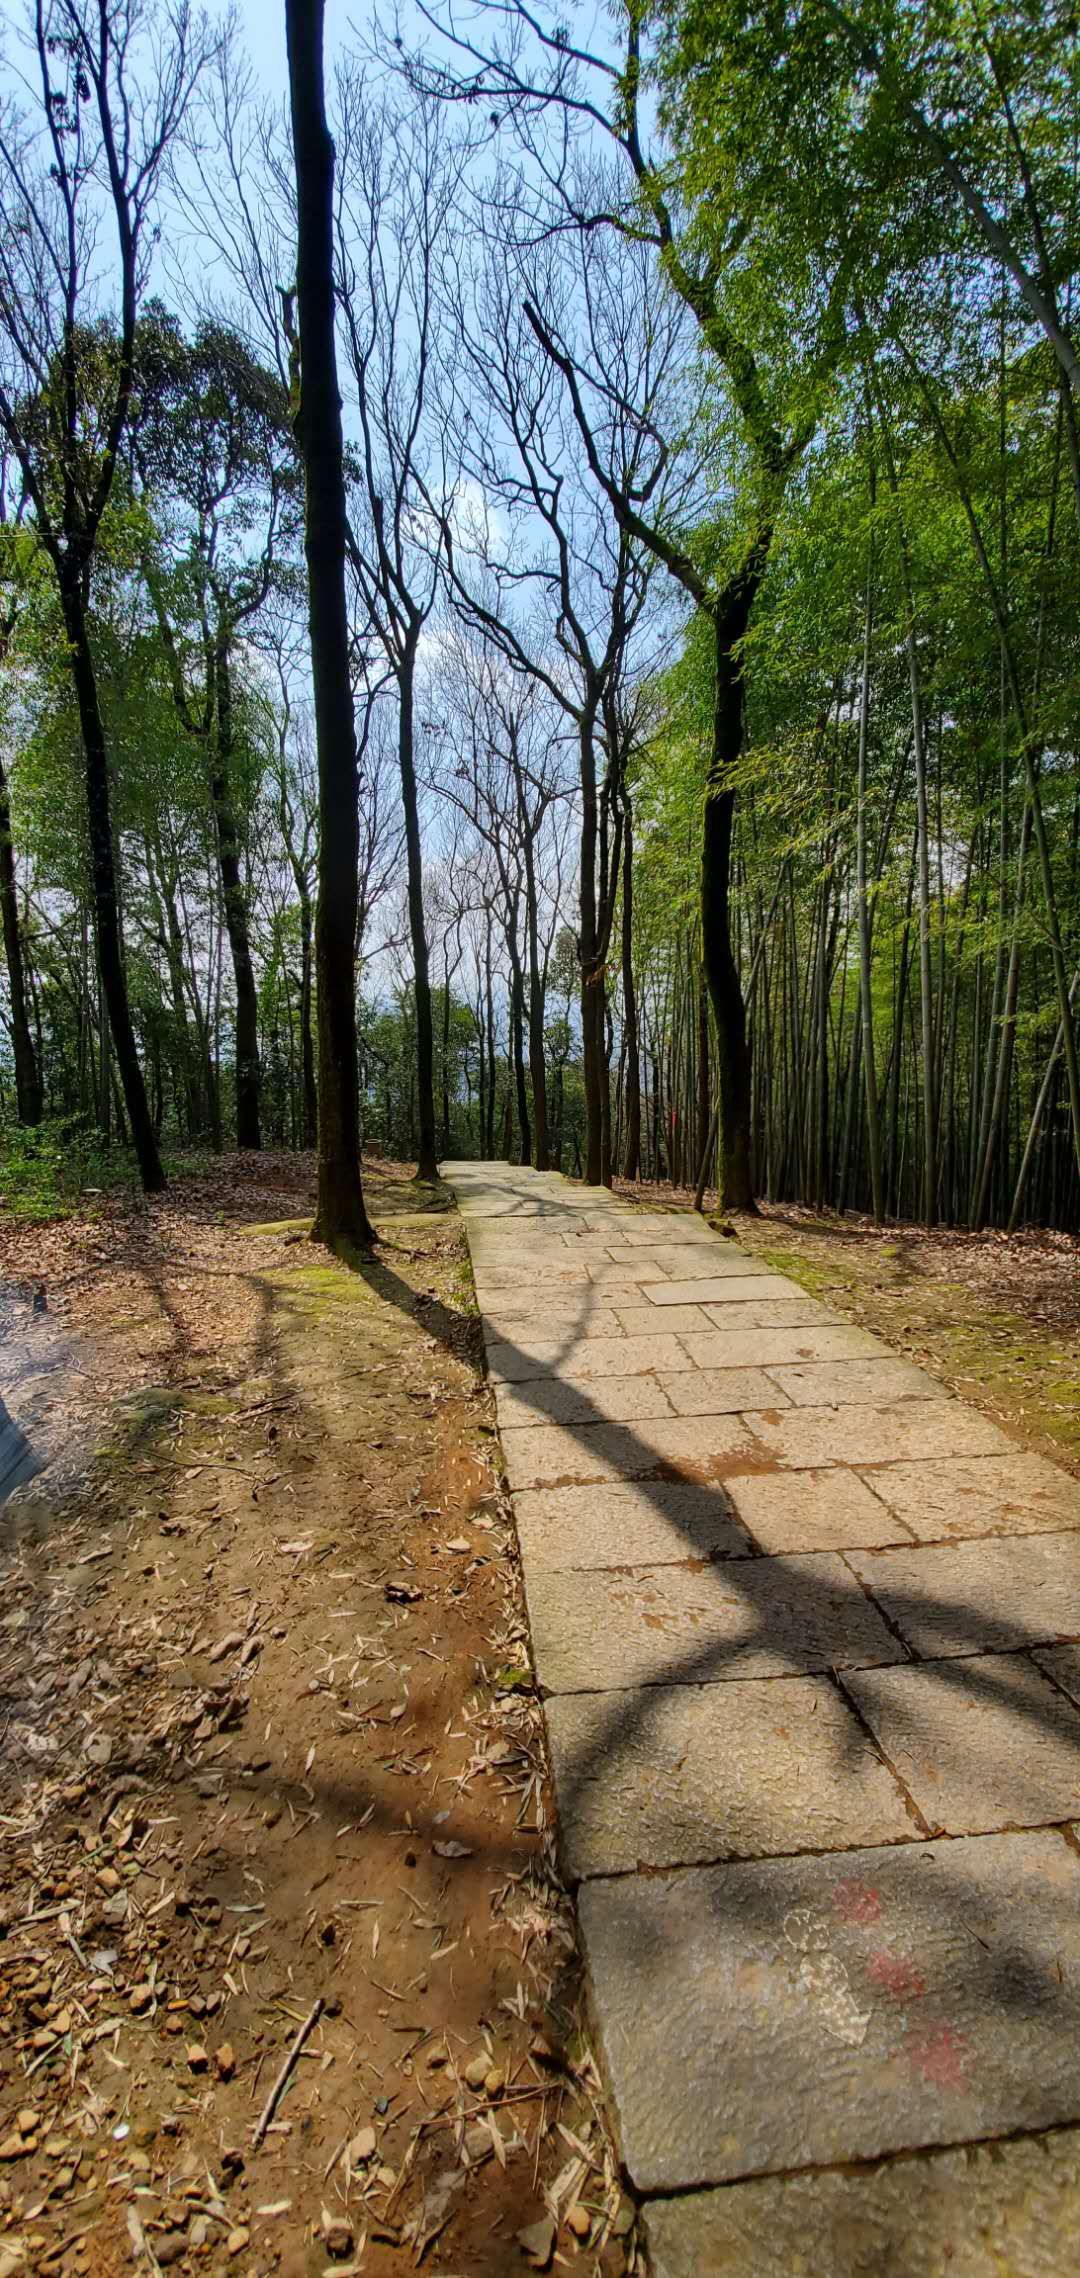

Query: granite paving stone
left=677, top=1323, right=883, bottom=1368
left=700, top=1297, right=848, bottom=1329
left=640, top=1243, right=774, bottom=1281
left=584, top=1255, right=672, bottom=1284
left=747, top=1400, right=1013, bottom=1469
left=480, top=1311, right=626, bottom=1346
left=578, top=1829, right=1080, bottom=2191
left=659, top=1366, right=793, bottom=1415
left=849, top=1533, right=1080, bottom=1657
left=512, top=1479, right=751, bottom=1571
left=546, top=1675, right=914, bottom=1878
left=765, top=1356, right=941, bottom=1406
left=498, top=1412, right=767, bottom=1489
left=643, top=2129, right=1080, bottom=2278
left=728, top=1468, right=918, bottom=1553
left=844, top=1654, right=1080, bottom=1833
left=493, top=1374, right=677, bottom=1430
left=485, top=1334, right=693, bottom=1382
left=610, top=1303, right=718, bottom=1337
left=857, top=1453, right=1080, bottom=1541
left=647, top=1274, right=789, bottom=1306
left=525, top=1553, right=902, bottom=1693
left=1034, top=1642, right=1080, bottom=1708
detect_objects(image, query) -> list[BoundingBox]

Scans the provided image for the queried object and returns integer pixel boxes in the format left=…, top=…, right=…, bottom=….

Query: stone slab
left=849, top=1534, right=1080, bottom=1658
left=765, top=1356, right=940, bottom=1407
left=485, top=1334, right=693, bottom=1382
left=473, top=1264, right=590, bottom=1294
left=513, top=1480, right=751, bottom=1570
left=525, top=1553, right=901, bottom=1694
left=857, top=1454, right=1080, bottom=1541
left=648, top=1275, right=787, bottom=1306
left=639, top=1244, right=766, bottom=1281
left=679, top=1324, right=883, bottom=1368
left=614, top=1223, right=718, bottom=1246
left=478, top=1279, right=648, bottom=1310
left=729, top=1468, right=917, bottom=1553
left=611, top=1304, right=717, bottom=1337
left=481, top=1306, right=624, bottom=1340
left=659, top=1367, right=787, bottom=1415
left=584, top=1255, right=672, bottom=1285
left=746, top=1401, right=1012, bottom=1470
left=498, top=1413, right=767, bottom=1489
left=1035, top=1642, right=1080, bottom=1709
left=546, top=1676, right=913, bottom=1878
left=579, top=1829, right=1080, bottom=2192
left=493, top=1374, right=676, bottom=1429
left=643, top=2127, right=1080, bottom=2278
left=701, top=1298, right=848, bottom=1330
left=845, top=1655, right=1080, bottom=1834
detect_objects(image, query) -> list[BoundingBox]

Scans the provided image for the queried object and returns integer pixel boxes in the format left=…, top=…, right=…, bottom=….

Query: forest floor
left=0, top=1155, right=631, bottom=2278
left=614, top=1177, right=1080, bottom=1476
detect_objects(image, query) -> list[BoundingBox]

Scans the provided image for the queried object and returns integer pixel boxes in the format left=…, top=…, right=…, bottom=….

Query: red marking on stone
left=905, top=2025, right=969, bottom=2090
left=834, top=1879, right=882, bottom=1926
left=869, top=1950, right=926, bottom=1999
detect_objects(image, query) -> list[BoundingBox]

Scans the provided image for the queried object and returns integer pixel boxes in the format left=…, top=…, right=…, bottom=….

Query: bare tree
left=334, top=77, right=463, bottom=1185
left=434, top=217, right=675, bottom=1182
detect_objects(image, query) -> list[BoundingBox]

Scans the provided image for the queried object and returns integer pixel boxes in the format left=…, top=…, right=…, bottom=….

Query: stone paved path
left=445, top=1163, right=1080, bottom=2273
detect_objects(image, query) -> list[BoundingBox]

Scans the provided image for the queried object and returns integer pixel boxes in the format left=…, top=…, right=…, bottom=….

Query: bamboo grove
left=0, top=0, right=1078, bottom=1236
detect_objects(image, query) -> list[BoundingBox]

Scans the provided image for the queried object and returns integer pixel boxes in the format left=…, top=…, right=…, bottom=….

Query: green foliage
left=0, top=1115, right=136, bottom=1221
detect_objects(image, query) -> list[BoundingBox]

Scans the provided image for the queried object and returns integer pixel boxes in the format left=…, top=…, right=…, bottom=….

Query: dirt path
left=453, top=1160, right=1080, bottom=2275
left=0, top=1159, right=632, bottom=2278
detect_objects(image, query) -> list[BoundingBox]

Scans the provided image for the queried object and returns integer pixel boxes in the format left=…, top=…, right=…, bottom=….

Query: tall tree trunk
left=621, top=799, right=641, bottom=1180
left=0, top=751, right=42, bottom=1125
left=578, top=710, right=603, bottom=1183
left=696, top=969, right=711, bottom=1183
left=286, top=0, right=374, bottom=1253
left=855, top=533, right=884, bottom=1220
left=397, top=643, right=439, bottom=1181
left=59, top=576, right=163, bottom=1192
left=298, top=885, right=317, bottom=1148
left=521, top=830, right=550, bottom=1169
left=212, top=628, right=261, bottom=1150
left=702, top=604, right=756, bottom=1212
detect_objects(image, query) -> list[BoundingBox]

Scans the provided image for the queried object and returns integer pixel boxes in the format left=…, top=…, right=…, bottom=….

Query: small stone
left=483, top=2067, right=505, bottom=2099
left=376, top=2165, right=396, bottom=2188
left=348, top=2127, right=376, bottom=2165
left=0, top=2136, right=25, bottom=2163
left=16, top=2111, right=37, bottom=2138
left=464, top=2055, right=489, bottom=2090
left=155, top=2233, right=187, bottom=2267
left=214, top=2042, right=236, bottom=2081
left=517, top=2215, right=556, bottom=2269
left=186, top=2044, right=209, bottom=2073
left=566, top=2203, right=591, bottom=2239
left=129, top=1982, right=154, bottom=2014
left=612, top=2195, right=635, bottom=2238
left=226, top=2227, right=250, bottom=2256
left=323, top=2216, right=353, bottom=2259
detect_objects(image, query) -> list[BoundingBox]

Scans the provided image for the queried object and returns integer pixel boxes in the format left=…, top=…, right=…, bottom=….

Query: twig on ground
left=252, top=1996, right=324, bottom=2146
